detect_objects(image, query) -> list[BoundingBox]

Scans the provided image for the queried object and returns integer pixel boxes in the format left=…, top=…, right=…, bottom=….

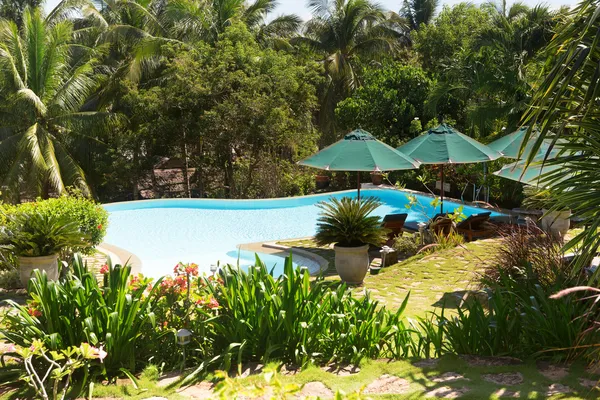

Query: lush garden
left=1, top=0, right=600, bottom=398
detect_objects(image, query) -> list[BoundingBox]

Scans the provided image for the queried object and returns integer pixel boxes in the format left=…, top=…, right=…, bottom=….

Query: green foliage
left=0, top=255, right=162, bottom=380
left=314, top=197, right=388, bottom=247
left=392, top=233, right=420, bottom=256
left=191, top=256, right=416, bottom=370
left=0, top=212, right=89, bottom=257
left=12, top=195, right=108, bottom=254
left=335, top=63, right=433, bottom=146
left=0, top=267, right=20, bottom=289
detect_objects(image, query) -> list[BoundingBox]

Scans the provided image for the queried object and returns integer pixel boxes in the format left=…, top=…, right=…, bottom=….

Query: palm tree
left=297, top=0, right=407, bottom=141
left=401, top=0, right=439, bottom=30
left=0, top=6, right=112, bottom=200
left=523, top=0, right=600, bottom=269
left=0, top=0, right=42, bottom=27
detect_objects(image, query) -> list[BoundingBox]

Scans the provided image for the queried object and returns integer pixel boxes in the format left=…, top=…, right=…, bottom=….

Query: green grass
left=278, top=238, right=500, bottom=318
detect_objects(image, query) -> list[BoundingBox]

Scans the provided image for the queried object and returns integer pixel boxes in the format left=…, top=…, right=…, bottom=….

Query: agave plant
left=0, top=212, right=88, bottom=257
left=314, top=196, right=387, bottom=247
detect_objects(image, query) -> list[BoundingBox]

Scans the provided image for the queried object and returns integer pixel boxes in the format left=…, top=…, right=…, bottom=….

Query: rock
left=321, top=364, right=360, bottom=376
left=425, top=386, right=470, bottom=398
left=537, top=362, right=569, bottom=380
left=279, top=364, right=301, bottom=376
left=431, top=372, right=468, bottom=383
left=414, top=358, right=439, bottom=368
left=363, top=374, right=411, bottom=394
left=579, top=378, right=599, bottom=389
left=177, top=381, right=215, bottom=399
left=461, top=355, right=522, bottom=367
left=157, top=374, right=182, bottom=388
left=482, top=373, right=524, bottom=386
left=547, top=383, right=571, bottom=396
left=238, top=362, right=264, bottom=378
left=296, top=382, right=333, bottom=399
left=492, top=388, right=520, bottom=398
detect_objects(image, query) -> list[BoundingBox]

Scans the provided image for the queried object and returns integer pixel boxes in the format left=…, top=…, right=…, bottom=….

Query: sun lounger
left=456, top=212, right=496, bottom=241
left=382, top=213, right=408, bottom=245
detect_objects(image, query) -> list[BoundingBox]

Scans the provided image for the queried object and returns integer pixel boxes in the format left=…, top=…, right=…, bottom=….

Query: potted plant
left=0, top=211, right=88, bottom=287
left=523, top=187, right=571, bottom=238
left=314, top=197, right=388, bottom=284
left=315, top=174, right=330, bottom=190
left=370, top=171, right=383, bottom=185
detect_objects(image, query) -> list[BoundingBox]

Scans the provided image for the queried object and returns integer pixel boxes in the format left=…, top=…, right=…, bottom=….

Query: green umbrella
left=493, top=157, right=563, bottom=186
left=397, top=123, right=502, bottom=213
left=488, top=126, right=561, bottom=159
left=299, top=129, right=420, bottom=199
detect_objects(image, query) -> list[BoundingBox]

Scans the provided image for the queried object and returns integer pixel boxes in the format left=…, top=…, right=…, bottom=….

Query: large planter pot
left=334, top=244, right=370, bottom=284
left=541, top=209, right=571, bottom=238
left=315, top=175, right=330, bottom=190
left=370, top=172, right=383, bottom=185
left=19, top=254, right=59, bottom=287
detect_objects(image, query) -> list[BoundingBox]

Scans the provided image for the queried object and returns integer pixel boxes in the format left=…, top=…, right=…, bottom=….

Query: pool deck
left=238, top=240, right=329, bottom=276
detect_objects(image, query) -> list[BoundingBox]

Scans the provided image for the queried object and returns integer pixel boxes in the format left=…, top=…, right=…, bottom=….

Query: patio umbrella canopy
left=299, top=129, right=420, bottom=198
left=493, top=157, right=563, bottom=187
left=397, top=124, right=502, bottom=213
left=488, top=126, right=561, bottom=160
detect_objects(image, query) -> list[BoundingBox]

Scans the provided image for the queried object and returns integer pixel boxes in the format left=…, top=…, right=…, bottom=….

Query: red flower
left=207, top=297, right=219, bottom=309
left=99, top=264, right=109, bottom=274
left=27, top=307, right=42, bottom=317
left=97, top=224, right=103, bottom=230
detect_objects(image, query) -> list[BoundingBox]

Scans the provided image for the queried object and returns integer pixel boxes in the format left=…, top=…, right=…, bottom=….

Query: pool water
left=104, top=188, right=502, bottom=278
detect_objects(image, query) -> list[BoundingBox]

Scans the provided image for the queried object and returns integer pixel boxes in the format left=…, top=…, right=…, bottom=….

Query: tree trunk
left=182, top=128, right=191, bottom=198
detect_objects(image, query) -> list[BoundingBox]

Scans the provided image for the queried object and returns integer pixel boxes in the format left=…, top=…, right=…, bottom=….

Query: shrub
left=0, top=255, right=162, bottom=380
left=0, top=268, right=20, bottom=289
left=0, top=212, right=89, bottom=257
left=482, top=225, right=568, bottom=290
left=12, top=194, right=108, bottom=255
left=314, top=196, right=388, bottom=247
left=393, top=233, right=420, bottom=257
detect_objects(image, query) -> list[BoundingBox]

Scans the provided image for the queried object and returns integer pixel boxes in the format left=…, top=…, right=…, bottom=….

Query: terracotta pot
left=541, top=209, right=571, bottom=239
left=334, top=244, right=370, bottom=284
left=19, top=254, right=59, bottom=287
left=315, top=175, right=330, bottom=190
left=370, top=172, right=383, bottom=185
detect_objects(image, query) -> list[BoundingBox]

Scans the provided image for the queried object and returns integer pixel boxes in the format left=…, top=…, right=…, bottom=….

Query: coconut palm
left=401, top=0, right=439, bottom=30
left=0, top=7, right=112, bottom=200
left=523, top=0, right=600, bottom=269
left=297, top=0, right=408, bottom=140
left=0, top=0, right=42, bottom=27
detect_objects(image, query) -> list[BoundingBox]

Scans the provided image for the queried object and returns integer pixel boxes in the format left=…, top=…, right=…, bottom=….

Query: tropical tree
left=523, top=0, right=600, bottom=269
left=401, top=0, right=439, bottom=30
left=0, top=6, right=112, bottom=200
left=297, top=0, right=408, bottom=142
left=0, top=0, right=42, bottom=26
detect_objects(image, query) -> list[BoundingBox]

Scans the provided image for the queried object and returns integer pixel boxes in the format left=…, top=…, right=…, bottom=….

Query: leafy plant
left=0, top=255, right=163, bottom=380
left=0, top=212, right=88, bottom=257
left=13, top=194, right=109, bottom=255
left=393, top=233, right=420, bottom=257
left=314, top=197, right=388, bottom=247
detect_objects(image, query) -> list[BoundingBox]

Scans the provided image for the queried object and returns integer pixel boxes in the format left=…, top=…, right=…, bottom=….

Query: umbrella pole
left=440, top=165, right=444, bottom=214
left=357, top=172, right=361, bottom=200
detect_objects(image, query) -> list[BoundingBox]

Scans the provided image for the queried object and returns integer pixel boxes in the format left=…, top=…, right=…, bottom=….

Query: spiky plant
left=314, top=196, right=387, bottom=247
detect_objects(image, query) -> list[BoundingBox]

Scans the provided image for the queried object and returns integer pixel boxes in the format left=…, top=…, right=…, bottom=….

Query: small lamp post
left=418, top=222, right=427, bottom=245
left=209, top=264, right=217, bottom=274
left=380, top=245, right=392, bottom=268
left=176, top=329, right=192, bottom=371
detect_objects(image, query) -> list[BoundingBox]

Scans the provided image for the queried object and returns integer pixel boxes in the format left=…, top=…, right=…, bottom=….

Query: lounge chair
left=382, top=213, right=408, bottom=245
left=456, top=212, right=496, bottom=241
left=430, top=214, right=454, bottom=236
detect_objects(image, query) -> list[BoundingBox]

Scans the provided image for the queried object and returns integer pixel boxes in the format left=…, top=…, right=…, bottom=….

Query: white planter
left=19, top=254, right=59, bottom=287
left=334, top=244, right=370, bottom=284
left=541, top=209, right=571, bottom=238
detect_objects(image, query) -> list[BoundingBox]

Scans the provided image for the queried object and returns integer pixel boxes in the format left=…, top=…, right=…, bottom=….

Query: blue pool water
left=104, top=188, right=502, bottom=278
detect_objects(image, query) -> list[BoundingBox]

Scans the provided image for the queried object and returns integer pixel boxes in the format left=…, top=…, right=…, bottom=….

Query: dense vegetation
left=0, top=0, right=567, bottom=206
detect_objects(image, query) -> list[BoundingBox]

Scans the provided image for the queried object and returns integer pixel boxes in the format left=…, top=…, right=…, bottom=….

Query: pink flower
left=99, top=264, right=109, bottom=274
left=96, top=346, right=107, bottom=363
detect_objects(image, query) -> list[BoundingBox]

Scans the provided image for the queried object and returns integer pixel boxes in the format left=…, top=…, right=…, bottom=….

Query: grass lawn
left=277, top=238, right=501, bottom=318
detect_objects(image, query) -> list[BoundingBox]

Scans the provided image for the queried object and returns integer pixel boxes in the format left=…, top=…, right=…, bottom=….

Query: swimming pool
left=103, top=188, right=502, bottom=278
